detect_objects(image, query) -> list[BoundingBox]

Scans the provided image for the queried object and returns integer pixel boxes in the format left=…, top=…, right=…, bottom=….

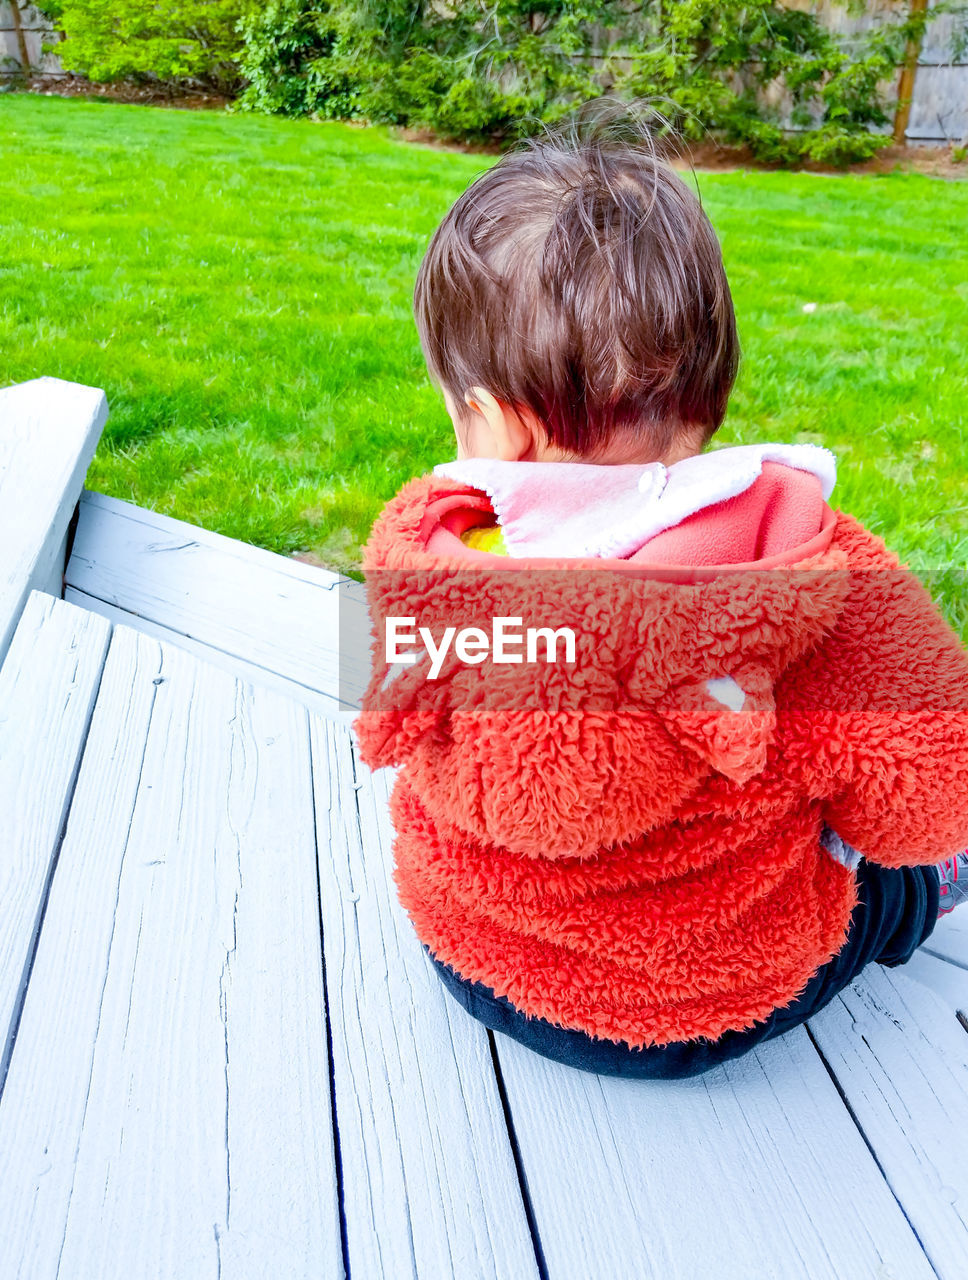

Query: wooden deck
left=2, top=378, right=968, bottom=1280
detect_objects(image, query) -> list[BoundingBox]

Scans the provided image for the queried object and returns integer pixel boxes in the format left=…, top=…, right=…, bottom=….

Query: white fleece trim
left=434, top=444, right=836, bottom=560
left=707, top=675, right=747, bottom=713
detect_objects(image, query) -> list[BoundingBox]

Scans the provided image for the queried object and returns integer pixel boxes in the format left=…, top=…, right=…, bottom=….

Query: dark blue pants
left=426, top=859, right=940, bottom=1079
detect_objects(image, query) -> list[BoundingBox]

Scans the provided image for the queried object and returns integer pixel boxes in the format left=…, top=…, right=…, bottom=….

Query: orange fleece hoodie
left=355, top=456, right=968, bottom=1047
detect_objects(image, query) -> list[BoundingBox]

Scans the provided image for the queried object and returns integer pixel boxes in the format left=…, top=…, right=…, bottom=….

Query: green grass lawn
left=1, top=95, right=966, bottom=626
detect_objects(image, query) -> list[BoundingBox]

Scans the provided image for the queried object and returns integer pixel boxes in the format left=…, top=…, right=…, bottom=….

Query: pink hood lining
left=434, top=444, right=836, bottom=561
left=423, top=463, right=838, bottom=584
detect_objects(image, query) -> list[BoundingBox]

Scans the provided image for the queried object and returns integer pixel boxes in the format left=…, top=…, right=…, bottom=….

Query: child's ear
left=464, top=387, right=536, bottom=461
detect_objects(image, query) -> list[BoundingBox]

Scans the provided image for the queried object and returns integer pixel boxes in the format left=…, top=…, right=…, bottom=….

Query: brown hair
left=413, top=105, right=739, bottom=459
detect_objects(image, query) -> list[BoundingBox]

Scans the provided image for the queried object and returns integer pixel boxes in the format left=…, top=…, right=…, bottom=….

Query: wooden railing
left=0, top=377, right=106, bottom=664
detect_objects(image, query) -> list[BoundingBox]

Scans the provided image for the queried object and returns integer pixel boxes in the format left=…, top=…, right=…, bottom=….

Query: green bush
left=613, top=0, right=914, bottom=164
left=47, top=0, right=964, bottom=165
left=53, top=0, right=249, bottom=89
left=236, top=0, right=605, bottom=135
left=235, top=0, right=355, bottom=116
left=233, top=0, right=933, bottom=163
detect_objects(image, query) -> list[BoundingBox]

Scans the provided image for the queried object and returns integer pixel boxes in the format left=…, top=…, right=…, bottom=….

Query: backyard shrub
left=233, top=0, right=945, bottom=163
left=616, top=0, right=915, bottom=164
left=52, top=0, right=249, bottom=89
left=236, top=0, right=353, bottom=116
left=236, top=0, right=606, bottom=137
left=45, top=0, right=965, bottom=164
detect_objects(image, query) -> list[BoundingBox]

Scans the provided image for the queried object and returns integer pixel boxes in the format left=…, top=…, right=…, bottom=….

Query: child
left=354, top=109, right=968, bottom=1078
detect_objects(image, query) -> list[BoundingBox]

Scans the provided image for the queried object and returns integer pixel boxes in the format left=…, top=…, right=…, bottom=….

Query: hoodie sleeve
left=781, top=518, right=968, bottom=867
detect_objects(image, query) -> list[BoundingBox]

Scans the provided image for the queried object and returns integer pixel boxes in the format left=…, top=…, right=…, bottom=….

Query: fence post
left=8, top=0, right=31, bottom=73
left=893, top=0, right=929, bottom=144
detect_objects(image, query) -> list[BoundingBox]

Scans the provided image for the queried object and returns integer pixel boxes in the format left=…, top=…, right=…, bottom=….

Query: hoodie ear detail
left=658, top=665, right=777, bottom=784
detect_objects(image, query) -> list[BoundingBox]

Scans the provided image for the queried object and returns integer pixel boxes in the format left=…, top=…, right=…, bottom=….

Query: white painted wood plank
left=924, top=911, right=968, bottom=972
left=809, top=964, right=968, bottom=1279
left=0, top=627, right=342, bottom=1280
left=0, top=378, right=107, bottom=663
left=0, top=591, right=110, bottom=1089
left=37, top=527, right=70, bottom=599
left=492, top=1014, right=935, bottom=1279
left=903, top=947, right=968, bottom=1014
left=311, top=724, right=540, bottom=1280
left=67, top=490, right=371, bottom=711
left=77, top=487, right=345, bottom=585
left=64, top=585, right=355, bottom=727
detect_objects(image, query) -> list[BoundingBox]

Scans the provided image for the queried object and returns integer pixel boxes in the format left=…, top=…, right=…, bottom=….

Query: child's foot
left=937, top=850, right=968, bottom=916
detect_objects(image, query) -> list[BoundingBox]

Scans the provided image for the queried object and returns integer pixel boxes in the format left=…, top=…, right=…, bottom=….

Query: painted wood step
left=0, top=377, right=106, bottom=663
left=67, top=489, right=371, bottom=718
left=0, top=611, right=342, bottom=1278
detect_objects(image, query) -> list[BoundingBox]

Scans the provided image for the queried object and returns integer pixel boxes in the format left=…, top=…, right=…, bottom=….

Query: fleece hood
left=357, top=449, right=850, bottom=860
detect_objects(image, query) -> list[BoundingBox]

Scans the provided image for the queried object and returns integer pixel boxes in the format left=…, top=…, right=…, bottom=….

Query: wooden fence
left=0, top=1, right=60, bottom=78
left=788, top=0, right=968, bottom=143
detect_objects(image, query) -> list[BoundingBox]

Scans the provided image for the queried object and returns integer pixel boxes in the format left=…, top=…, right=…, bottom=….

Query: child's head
left=414, top=106, right=739, bottom=465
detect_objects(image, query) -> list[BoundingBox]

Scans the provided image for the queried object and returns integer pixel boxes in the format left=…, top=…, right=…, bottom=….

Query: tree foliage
left=50, top=0, right=962, bottom=164
left=237, top=0, right=610, bottom=137
left=614, top=0, right=917, bottom=164
left=235, top=0, right=941, bottom=163
left=53, top=0, right=248, bottom=89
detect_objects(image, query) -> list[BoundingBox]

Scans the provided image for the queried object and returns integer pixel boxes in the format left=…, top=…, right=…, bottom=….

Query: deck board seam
left=64, top=585, right=360, bottom=716
left=310, top=718, right=350, bottom=1280
left=346, top=736, right=545, bottom=1278
left=803, top=1018, right=942, bottom=1280
left=486, top=1034, right=549, bottom=1280
left=347, top=739, right=420, bottom=1280
left=0, top=612, right=112, bottom=1105
left=921, top=946, right=968, bottom=976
